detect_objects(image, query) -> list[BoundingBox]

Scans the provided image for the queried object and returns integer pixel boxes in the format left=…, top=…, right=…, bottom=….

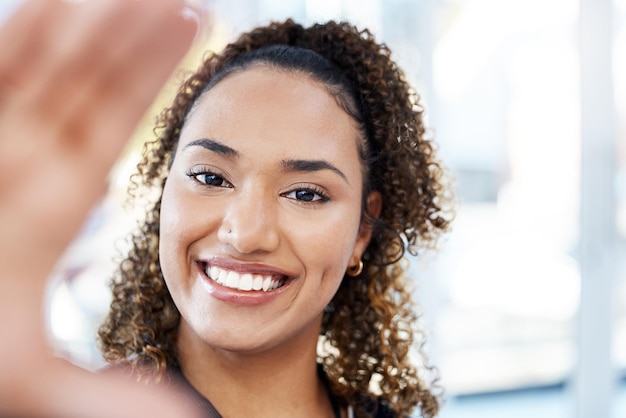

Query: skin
left=159, top=67, right=381, bottom=417
left=0, top=0, right=203, bottom=416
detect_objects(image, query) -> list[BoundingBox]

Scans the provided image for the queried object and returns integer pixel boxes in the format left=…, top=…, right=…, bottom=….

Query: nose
left=217, top=187, right=280, bottom=254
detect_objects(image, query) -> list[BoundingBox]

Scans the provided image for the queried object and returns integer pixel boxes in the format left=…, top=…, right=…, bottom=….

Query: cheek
left=160, top=178, right=211, bottom=241
left=160, top=182, right=184, bottom=243
left=158, top=180, right=202, bottom=278
left=290, top=207, right=361, bottom=274
left=158, top=183, right=181, bottom=279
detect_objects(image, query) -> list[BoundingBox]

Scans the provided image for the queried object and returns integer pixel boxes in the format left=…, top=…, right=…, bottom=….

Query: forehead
left=179, top=67, right=363, bottom=171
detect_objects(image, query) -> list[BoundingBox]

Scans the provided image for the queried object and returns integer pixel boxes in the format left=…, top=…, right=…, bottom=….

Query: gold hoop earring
left=346, top=260, right=363, bottom=277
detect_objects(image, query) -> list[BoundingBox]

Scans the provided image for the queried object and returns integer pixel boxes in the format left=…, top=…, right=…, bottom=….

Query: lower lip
left=197, top=266, right=292, bottom=306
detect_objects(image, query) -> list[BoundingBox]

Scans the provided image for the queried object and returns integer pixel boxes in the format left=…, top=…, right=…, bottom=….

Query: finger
left=21, top=0, right=142, bottom=110
left=0, top=0, right=57, bottom=88
left=18, top=0, right=197, bottom=147
left=83, top=1, right=199, bottom=165
left=0, top=0, right=197, bottom=194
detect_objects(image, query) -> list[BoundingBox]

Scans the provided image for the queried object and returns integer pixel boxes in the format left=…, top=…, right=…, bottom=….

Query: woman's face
left=159, top=66, right=377, bottom=355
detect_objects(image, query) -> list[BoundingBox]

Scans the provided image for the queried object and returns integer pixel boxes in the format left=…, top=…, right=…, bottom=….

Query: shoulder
left=373, top=400, right=398, bottom=418
left=358, top=397, right=400, bottom=418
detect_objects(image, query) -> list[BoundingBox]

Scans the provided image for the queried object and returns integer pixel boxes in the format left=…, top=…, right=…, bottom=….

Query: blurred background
left=2, top=0, right=624, bottom=417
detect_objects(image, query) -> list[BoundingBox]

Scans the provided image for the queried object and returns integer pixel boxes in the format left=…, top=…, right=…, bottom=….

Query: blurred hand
left=0, top=0, right=202, bottom=416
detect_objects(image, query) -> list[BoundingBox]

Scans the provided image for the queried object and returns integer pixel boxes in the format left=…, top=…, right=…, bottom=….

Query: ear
left=349, top=191, right=382, bottom=266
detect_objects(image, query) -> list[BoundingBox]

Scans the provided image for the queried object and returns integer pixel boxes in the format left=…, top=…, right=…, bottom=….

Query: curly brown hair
left=98, top=19, right=452, bottom=418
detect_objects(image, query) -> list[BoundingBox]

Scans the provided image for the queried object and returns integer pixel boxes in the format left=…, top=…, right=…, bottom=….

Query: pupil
left=296, top=190, right=315, bottom=201
left=205, top=174, right=222, bottom=186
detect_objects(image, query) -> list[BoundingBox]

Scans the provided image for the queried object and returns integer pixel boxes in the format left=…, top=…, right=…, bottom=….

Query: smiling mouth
left=202, top=263, right=287, bottom=292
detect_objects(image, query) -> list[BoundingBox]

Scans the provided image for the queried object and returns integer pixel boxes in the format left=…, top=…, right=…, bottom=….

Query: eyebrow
left=281, top=159, right=348, bottom=183
left=183, top=138, right=348, bottom=184
left=184, top=138, right=239, bottom=157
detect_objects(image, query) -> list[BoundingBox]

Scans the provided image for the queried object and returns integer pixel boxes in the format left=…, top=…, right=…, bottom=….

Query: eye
left=197, top=173, right=228, bottom=187
left=283, top=187, right=329, bottom=203
left=186, top=168, right=232, bottom=188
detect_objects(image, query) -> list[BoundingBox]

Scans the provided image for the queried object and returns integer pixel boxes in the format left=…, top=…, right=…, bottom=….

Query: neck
left=176, top=319, right=336, bottom=418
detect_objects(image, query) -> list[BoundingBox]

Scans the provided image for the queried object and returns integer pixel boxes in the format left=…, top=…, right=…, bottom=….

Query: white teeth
left=239, top=273, right=253, bottom=291
left=252, top=275, right=263, bottom=291
left=205, top=265, right=284, bottom=292
left=218, top=268, right=228, bottom=284
left=210, top=265, right=219, bottom=281
left=225, top=271, right=239, bottom=288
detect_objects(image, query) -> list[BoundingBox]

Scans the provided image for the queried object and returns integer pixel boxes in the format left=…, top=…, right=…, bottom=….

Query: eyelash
left=185, top=167, right=232, bottom=188
left=185, top=168, right=330, bottom=204
left=281, top=185, right=330, bottom=204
